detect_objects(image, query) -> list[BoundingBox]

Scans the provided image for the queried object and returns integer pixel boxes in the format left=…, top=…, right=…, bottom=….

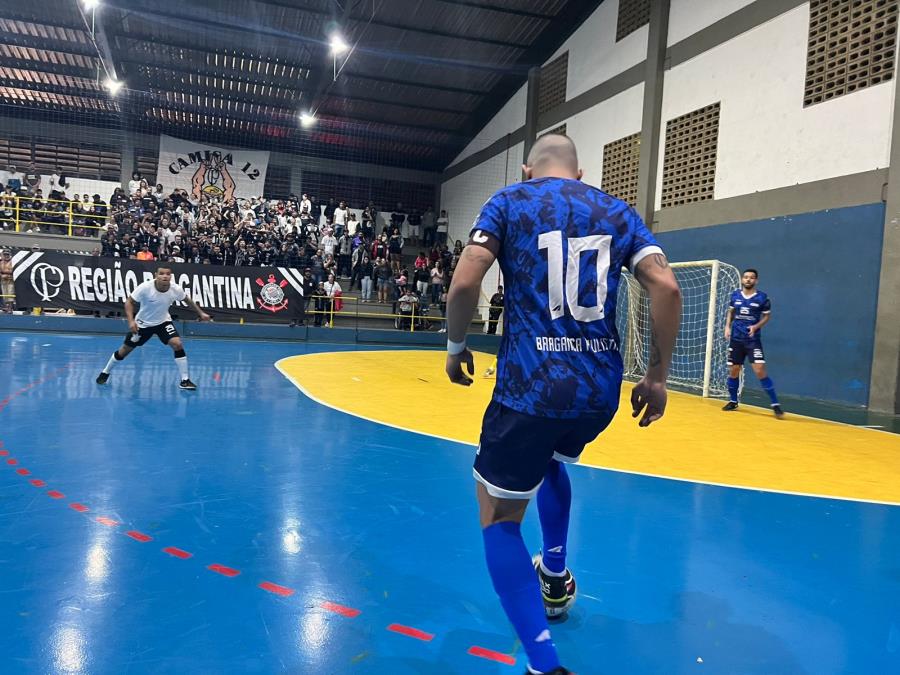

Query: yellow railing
left=1, top=195, right=111, bottom=237
left=306, top=294, right=499, bottom=334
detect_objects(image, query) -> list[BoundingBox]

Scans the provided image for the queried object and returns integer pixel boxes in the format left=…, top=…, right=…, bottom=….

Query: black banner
left=11, top=251, right=306, bottom=323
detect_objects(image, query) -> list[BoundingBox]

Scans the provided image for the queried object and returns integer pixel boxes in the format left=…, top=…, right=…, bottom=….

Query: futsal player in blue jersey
left=444, top=135, right=682, bottom=675
left=723, top=268, right=784, bottom=417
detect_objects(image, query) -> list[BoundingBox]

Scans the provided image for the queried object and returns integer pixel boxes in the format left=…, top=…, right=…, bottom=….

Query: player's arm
left=631, top=252, right=682, bottom=426
left=445, top=243, right=496, bottom=386
left=183, top=295, right=212, bottom=322
left=724, top=307, right=734, bottom=341
left=748, top=310, right=771, bottom=338
left=124, top=296, right=139, bottom=334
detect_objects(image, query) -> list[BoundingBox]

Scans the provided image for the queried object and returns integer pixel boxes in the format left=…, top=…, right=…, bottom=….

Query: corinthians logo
left=255, top=273, right=289, bottom=312
left=8, top=251, right=65, bottom=301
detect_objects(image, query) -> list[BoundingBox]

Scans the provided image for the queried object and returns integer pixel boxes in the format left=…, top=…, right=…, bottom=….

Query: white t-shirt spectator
left=333, top=207, right=348, bottom=227
left=321, top=234, right=337, bottom=256
left=300, top=198, right=312, bottom=214
left=130, top=280, right=186, bottom=328
left=436, top=214, right=449, bottom=233
left=128, top=179, right=141, bottom=195
left=162, top=226, right=179, bottom=246
left=323, top=280, right=342, bottom=297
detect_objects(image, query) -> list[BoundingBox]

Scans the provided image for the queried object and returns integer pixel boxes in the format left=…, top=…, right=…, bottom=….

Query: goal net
left=616, top=260, right=741, bottom=397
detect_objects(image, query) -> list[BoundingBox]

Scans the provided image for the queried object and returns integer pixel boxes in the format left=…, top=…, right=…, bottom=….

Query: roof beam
left=431, top=0, right=555, bottom=20
left=247, top=0, right=531, bottom=49
left=126, top=60, right=470, bottom=114
left=0, top=32, right=96, bottom=59
left=0, top=54, right=98, bottom=79
left=76, top=2, right=120, bottom=83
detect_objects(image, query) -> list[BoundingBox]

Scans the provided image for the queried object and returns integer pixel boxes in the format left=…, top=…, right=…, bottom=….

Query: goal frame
left=619, top=258, right=733, bottom=398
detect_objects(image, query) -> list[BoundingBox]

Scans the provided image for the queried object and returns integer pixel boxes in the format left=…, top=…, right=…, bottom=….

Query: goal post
left=616, top=260, right=740, bottom=398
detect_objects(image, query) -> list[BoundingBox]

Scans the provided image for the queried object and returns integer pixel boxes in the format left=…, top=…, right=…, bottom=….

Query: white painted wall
left=450, top=86, right=526, bottom=167
left=667, top=0, right=758, bottom=46
left=449, top=0, right=650, bottom=170
left=440, top=142, right=522, bottom=313
left=548, top=0, right=647, bottom=100
left=559, top=83, right=645, bottom=188
left=656, top=3, right=894, bottom=207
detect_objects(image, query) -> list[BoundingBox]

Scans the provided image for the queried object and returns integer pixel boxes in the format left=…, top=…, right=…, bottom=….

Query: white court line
left=274, top=352, right=900, bottom=508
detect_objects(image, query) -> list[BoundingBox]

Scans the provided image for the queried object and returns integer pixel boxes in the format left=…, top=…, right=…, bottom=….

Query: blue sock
left=727, top=377, right=739, bottom=402
left=760, top=376, right=779, bottom=405
left=537, top=460, right=571, bottom=575
left=482, top=521, right=559, bottom=673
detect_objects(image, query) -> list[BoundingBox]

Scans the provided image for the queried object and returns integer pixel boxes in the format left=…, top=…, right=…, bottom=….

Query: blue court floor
left=0, top=332, right=899, bottom=674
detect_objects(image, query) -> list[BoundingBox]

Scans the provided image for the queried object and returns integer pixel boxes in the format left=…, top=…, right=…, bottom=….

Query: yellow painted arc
left=276, top=350, right=900, bottom=505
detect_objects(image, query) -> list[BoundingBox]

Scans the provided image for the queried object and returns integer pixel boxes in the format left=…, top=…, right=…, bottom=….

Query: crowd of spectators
left=0, top=167, right=473, bottom=330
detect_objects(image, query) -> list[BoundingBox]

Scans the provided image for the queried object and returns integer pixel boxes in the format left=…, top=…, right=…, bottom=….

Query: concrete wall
left=656, top=203, right=885, bottom=406
left=656, top=3, right=894, bottom=208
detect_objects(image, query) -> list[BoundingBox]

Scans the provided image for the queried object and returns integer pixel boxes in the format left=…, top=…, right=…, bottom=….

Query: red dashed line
left=162, top=546, right=193, bottom=560
left=321, top=601, right=361, bottom=618
left=125, top=530, right=152, bottom=543
left=467, top=646, right=516, bottom=665
left=387, top=624, right=434, bottom=642
left=259, top=581, right=294, bottom=597
left=0, top=387, right=524, bottom=672
left=208, top=564, right=240, bottom=578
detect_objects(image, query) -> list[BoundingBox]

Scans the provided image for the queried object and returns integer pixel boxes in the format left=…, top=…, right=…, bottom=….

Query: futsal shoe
left=179, top=379, right=197, bottom=391
left=722, top=401, right=738, bottom=411
left=533, top=553, right=576, bottom=618
left=772, top=404, right=785, bottom=418
left=96, top=372, right=109, bottom=385
left=525, top=667, right=574, bottom=674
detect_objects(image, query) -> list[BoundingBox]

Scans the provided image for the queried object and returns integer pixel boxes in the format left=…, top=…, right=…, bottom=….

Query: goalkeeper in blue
left=443, top=134, right=682, bottom=675
left=723, top=268, right=784, bottom=417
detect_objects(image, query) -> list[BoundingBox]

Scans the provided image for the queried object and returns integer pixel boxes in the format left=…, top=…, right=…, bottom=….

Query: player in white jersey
left=96, top=265, right=211, bottom=390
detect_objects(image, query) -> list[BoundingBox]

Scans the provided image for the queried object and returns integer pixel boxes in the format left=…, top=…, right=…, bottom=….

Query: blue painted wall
left=656, top=203, right=885, bottom=406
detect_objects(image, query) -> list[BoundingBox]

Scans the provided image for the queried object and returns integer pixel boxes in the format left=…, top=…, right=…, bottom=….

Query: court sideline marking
left=275, top=351, right=900, bottom=508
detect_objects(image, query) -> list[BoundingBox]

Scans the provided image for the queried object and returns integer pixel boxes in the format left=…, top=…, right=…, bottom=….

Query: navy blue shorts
left=727, top=339, right=765, bottom=365
left=473, top=400, right=613, bottom=499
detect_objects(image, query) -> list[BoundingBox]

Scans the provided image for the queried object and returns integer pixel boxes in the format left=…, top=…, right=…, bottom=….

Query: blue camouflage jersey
left=469, top=177, right=663, bottom=419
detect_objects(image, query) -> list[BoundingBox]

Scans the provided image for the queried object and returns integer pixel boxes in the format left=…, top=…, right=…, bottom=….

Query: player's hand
left=747, top=325, right=757, bottom=338
left=199, top=312, right=212, bottom=322
left=128, top=320, right=139, bottom=334
left=631, top=376, right=668, bottom=427
left=446, top=350, right=475, bottom=386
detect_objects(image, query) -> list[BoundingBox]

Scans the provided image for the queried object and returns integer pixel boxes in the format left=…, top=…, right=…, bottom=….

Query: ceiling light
left=299, top=112, right=316, bottom=127
left=82, top=0, right=101, bottom=9
left=329, top=34, right=349, bottom=56
left=104, top=78, right=123, bottom=95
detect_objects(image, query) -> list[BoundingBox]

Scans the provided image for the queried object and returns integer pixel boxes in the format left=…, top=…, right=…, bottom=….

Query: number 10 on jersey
left=538, top=232, right=612, bottom=322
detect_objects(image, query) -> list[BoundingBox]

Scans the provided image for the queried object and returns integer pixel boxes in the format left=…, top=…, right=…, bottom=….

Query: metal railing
left=0, top=195, right=111, bottom=236
left=302, top=293, right=502, bottom=334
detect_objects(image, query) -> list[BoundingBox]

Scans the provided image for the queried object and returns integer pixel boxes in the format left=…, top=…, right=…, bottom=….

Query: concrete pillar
left=869, top=77, right=900, bottom=413
left=635, top=0, right=671, bottom=229
left=522, top=66, right=541, bottom=178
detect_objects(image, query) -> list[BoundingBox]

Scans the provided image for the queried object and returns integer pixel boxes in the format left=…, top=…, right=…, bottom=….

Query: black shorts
left=727, top=339, right=765, bottom=365
left=474, top=400, right=613, bottom=499
left=124, top=321, right=179, bottom=347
